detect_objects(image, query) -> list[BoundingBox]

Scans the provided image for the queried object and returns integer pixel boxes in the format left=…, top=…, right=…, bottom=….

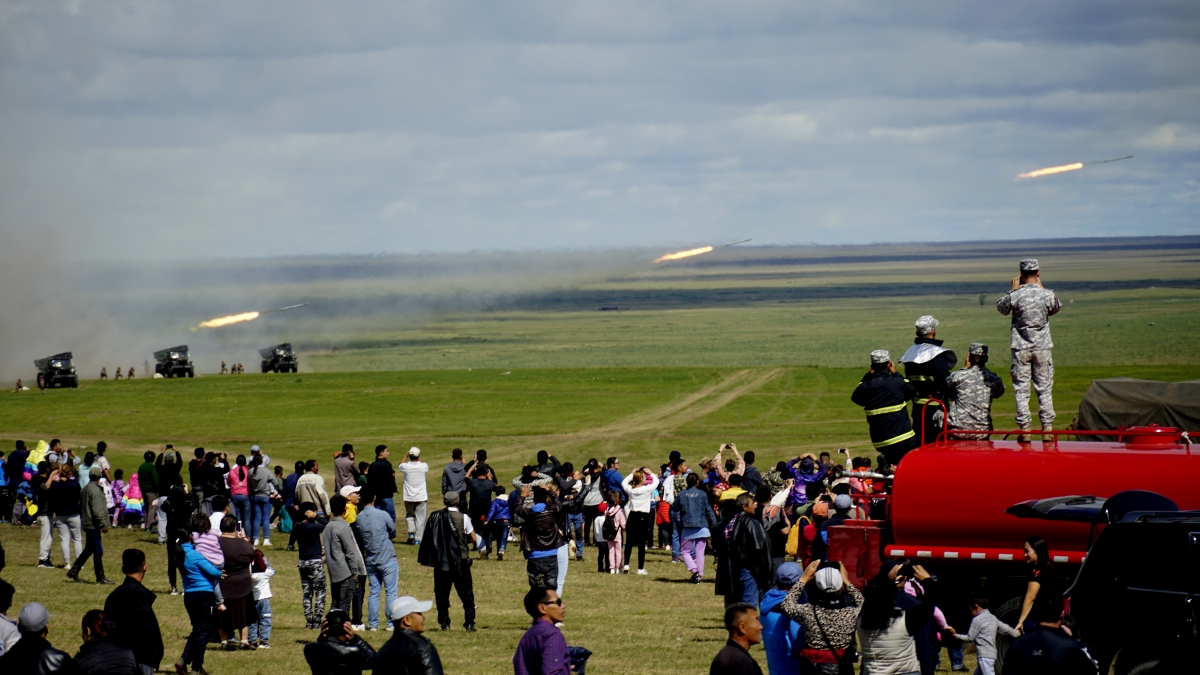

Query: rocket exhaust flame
left=1016, top=162, right=1084, bottom=180
left=1016, top=155, right=1132, bottom=180
left=198, top=311, right=260, bottom=328
left=654, top=246, right=714, bottom=263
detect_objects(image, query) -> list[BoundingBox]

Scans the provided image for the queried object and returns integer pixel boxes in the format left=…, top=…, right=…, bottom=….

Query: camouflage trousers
left=1011, top=348, right=1055, bottom=429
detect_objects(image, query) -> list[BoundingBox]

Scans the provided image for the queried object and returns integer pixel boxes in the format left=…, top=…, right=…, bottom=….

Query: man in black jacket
left=367, top=446, right=398, bottom=523
left=1004, top=595, right=1098, bottom=675
left=0, top=602, right=79, bottom=674
left=514, top=486, right=564, bottom=590
left=103, top=549, right=163, bottom=675
left=716, top=493, right=771, bottom=609
left=852, top=350, right=920, bottom=467
left=374, top=596, right=444, bottom=675
left=303, top=609, right=377, bottom=675
left=417, top=492, right=476, bottom=631
left=899, top=315, right=958, bottom=444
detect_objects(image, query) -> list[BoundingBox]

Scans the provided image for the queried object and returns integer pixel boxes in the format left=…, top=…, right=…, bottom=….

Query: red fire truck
left=825, top=424, right=1198, bottom=671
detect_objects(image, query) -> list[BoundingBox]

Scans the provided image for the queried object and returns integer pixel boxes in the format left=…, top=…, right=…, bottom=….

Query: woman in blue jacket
left=671, top=473, right=718, bottom=583
left=177, top=513, right=222, bottom=675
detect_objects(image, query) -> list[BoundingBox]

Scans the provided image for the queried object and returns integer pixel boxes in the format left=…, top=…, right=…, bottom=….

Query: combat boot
left=66, top=564, right=83, bottom=582
left=95, top=558, right=115, bottom=585
left=1017, top=428, right=1032, bottom=443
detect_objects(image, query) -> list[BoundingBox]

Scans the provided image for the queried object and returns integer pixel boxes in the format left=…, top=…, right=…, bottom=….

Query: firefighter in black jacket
left=852, top=350, right=919, bottom=466
left=899, top=315, right=957, bottom=444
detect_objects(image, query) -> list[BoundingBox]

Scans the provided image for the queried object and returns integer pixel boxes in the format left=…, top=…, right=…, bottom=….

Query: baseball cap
left=89, top=466, right=102, bottom=479
left=409, top=447, right=421, bottom=458
left=774, top=562, right=802, bottom=587
left=19, top=602, right=50, bottom=632
left=812, top=501, right=830, bottom=518
left=389, top=596, right=433, bottom=619
left=444, top=491, right=460, bottom=505
left=250, top=444, right=261, bottom=452
left=339, top=485, right=361, bottom=498
left=834, top=494, right=852, bottom=511
left=815, top=567, right=844, bottom=592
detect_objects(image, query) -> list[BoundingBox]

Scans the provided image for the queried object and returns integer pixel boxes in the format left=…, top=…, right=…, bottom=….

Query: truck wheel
left=187, top=370, right=194, bottom=378
left=1110, top=648, right=1164, bottom=675
left=992, top=596, right=1025, bottom=674
left=70, top=379, right=78, bottom=388
left=291, top=365, right=298, bottom=373
left=261, top=361, right=269, bottom=373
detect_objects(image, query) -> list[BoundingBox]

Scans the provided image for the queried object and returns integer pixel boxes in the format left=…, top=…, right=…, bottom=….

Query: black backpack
left=602, top=510, right=618, bottom=541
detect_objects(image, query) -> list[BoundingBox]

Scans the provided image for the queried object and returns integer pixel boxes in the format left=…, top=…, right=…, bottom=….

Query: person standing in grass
left=620, top=467, right=659, bottom=575
left=104, top=549, right=164, bottom=675
left=137, top=451, right=160, bottom=533
left=177, top=521, right=222, bottom=675
left=248, top=456, right=273, bottom=546
left=485, top=488, right=511, bottom=561
left=302, top=609, right=377, bottom=675
left=68, top=466, right=114, bottom=585
left=334, top=444, right=357, bottom=494
left=296, top=460, right=331, bottom=518
left=950, top=596, right=1018, bottom=675
left=294, top=502, right=329, bottom=630
left=418, top=491, right=477, bottom=632
left=398, top=448, right=429, bottom=545
left=673, top=472, right=717, bottom=584
left=49, top=463, right=84, bottom=570
left=356, top=488, right=400, bottom=631
left=325, top=495, right=367, bottom=615
left=515, top=485, right=564, bottom=589
left=374, top=596, right=443, bottom=675
left=367, top=446, right=398, bottom=523
left=248, top=550, right=276, bottom=650
left=216, top=516, right=257, bottom=650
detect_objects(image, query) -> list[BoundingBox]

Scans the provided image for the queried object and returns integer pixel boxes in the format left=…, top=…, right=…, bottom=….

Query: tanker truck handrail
left=935, top=426, right=1191, bottom=455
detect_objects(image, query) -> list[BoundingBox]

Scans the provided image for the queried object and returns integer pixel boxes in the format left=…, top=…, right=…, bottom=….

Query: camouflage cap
left=870, top=349, right=890, bottom=364
left=914, top=315, right=939, bottom=335
left=1019, top=258, right=1039, bottom=272
left=969, top=342, right=988, bottom=357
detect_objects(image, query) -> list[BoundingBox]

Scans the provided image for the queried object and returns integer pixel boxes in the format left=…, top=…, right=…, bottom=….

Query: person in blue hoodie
left=177, top=518, right=223, bottom=675
left=761, top=562, right=805, bottom=675
left=485, top=491, right=511, bottom=561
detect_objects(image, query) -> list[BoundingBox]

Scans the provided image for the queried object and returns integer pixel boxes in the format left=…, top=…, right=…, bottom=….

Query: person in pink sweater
left=605, top=494, right=627, bottom=574
left=191, top=512, right=226, bottom=606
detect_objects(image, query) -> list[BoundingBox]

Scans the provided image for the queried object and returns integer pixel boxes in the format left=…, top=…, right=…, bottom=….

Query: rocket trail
left=722, top=239, right=752, bottom=247
left=1016, top=154, right=1133, bottom=180
left=260, top=303, right=310, bottom=315
left=1084, top=155, right=1133, bottom=166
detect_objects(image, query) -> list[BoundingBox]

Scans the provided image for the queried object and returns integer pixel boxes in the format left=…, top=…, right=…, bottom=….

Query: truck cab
left=154, top=345, right=195, bottom=378
left=260, top=343, right=298, bottom=373
left=34, top=352, right=78, bottom=388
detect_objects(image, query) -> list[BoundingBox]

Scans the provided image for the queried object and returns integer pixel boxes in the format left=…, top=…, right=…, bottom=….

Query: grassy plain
left=1, top=237, right=1198, bottom=674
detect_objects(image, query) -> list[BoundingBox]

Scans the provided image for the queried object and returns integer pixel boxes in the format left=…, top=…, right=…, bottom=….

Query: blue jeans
left=492, top=519, right=510, bottom=552
left=738, top=567, right=761, bottom=607
left=366, top=559, right=400, bottom=629
left=670, top=509, right=682, bottom=558
left=247, top=598, right=272, bottom=644
left=567, top=512, right=584, bottom=558
left=250, top=495, right=272, bottom=541
left=380, top=497, right=397, bottom=523
left=231, top=495, right=252, bottom=532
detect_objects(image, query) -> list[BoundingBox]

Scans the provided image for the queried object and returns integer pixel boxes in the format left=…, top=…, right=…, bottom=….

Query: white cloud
left=1137, top=123, right=1200, bottom=151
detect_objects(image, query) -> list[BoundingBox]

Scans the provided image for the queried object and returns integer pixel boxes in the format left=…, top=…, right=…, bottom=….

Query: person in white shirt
left=398, top=448, right=430, bottom=545
left=0, top=579, right=19, bottom=655
left=621, top=468, right=660, bottom=575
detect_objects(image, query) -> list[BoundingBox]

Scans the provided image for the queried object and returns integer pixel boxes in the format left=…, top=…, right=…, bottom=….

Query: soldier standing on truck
left=997, top=259, right=1062, bottom=442
left=899, top=315, right=957, bottom=444
left=852, top=350, right=919, bottom=466
left=946, top=343, right=1006, bottom=439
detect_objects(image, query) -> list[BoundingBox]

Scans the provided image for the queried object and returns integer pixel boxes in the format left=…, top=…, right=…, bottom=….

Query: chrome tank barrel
left=889, top=433, right=1199, bottom=556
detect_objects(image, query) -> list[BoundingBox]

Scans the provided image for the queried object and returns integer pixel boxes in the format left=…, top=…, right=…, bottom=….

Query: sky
left=1, top=1, right=1199, bottom=261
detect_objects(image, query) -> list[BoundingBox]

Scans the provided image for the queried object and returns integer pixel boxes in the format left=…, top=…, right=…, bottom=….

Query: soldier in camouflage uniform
left=997, top=259, right=1062, bottom=440
left=946, top=343, right=1006, bottom=439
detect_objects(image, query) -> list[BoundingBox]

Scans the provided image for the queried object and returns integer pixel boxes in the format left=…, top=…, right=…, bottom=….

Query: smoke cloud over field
left=0, top=243, right=659, bottom=382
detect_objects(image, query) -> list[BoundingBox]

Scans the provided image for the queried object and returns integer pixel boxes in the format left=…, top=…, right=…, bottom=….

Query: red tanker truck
left=824, top=423, right=1198, bottom=671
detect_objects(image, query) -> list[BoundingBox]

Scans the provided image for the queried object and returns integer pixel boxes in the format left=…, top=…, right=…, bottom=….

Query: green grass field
left=2, top=238, right=1198, bottom=673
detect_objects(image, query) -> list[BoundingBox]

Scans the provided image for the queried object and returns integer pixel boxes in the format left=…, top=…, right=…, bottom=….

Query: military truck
left=260, top=343, right=298, bottom=373
left=35, top=352, right=78, bottom=388
left=154, top=345, right=195, bottom=378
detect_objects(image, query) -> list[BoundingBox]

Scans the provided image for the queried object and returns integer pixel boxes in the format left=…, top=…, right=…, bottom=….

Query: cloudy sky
left=1, top=1, right=1198, bottom=260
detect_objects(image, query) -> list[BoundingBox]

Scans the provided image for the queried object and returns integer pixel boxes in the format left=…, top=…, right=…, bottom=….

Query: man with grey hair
left=417, top=491, right=476, bottom=631
left=900, top=314, right=958, bottom=444
left=998, top=259, right=1062, bottom=441
left=946, top=343, right=1006, bottom=440
left=852, top=350, right=919, bottom=466
left=0, top=602, right=77, bottom=672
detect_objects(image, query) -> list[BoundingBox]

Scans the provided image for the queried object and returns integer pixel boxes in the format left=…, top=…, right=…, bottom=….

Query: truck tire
left=291, top=365, right=298, bottom=373
left=70, top=379, right=78, bottom=388
left=187, top=369, right=194, bottom=378
left=992, top=596, right=1025, bottom=674
left=1110, top=648, right=1164, bottom=675
left=261, top=361, right=270, bottom=373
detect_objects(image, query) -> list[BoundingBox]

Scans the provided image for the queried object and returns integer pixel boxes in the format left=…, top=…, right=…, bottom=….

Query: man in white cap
left=0, top=602, right=77, bottom=672
left=398, top=448, right=429, bottom=546
left=374, top=596, right=443, bottom=675
left=946, top=343, right=1006, bottom=440
left=852, top=350, right=919, bottom=467
left=998, top=259, right=1062, bottom=441
left=899, top=315, right=957, bottom=444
